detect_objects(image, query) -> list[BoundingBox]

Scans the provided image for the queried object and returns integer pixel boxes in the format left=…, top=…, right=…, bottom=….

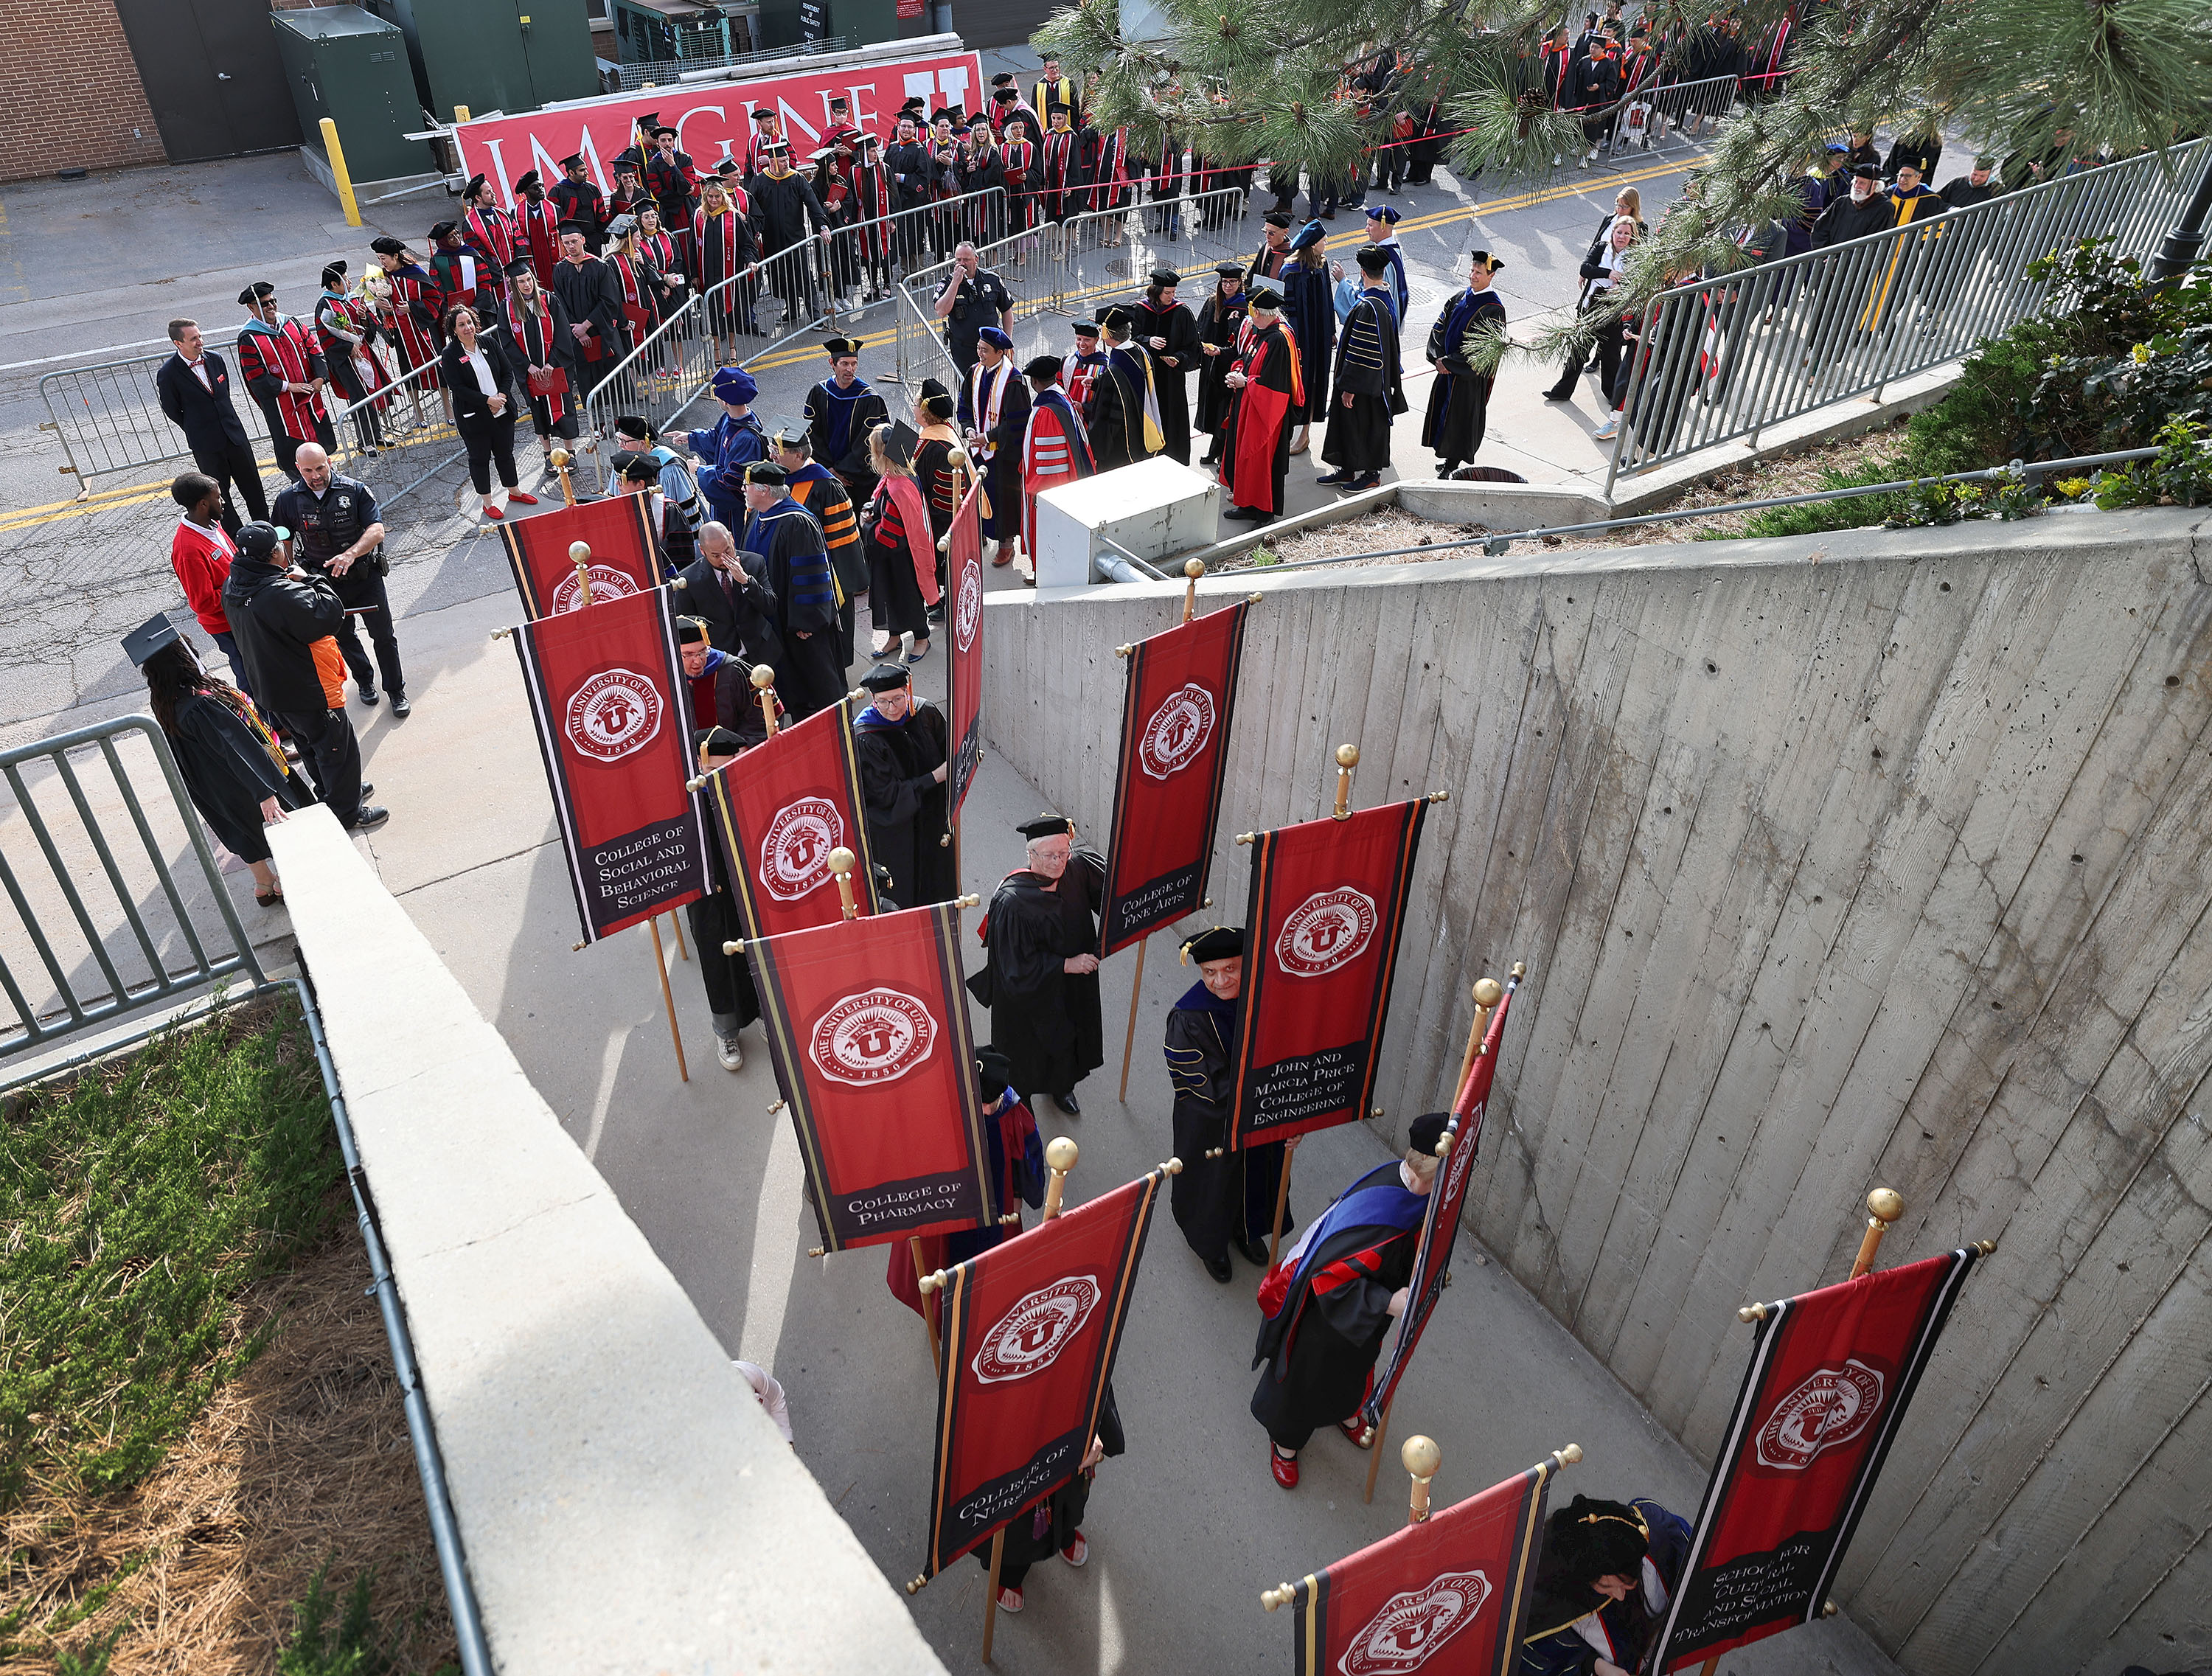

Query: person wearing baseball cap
left=980, top=815, right=1105, bottom=1119
left=852, top=660, right=954, bottom=911
left=1252, top=1111, right=1453, bottom=1488
left=220, top=521, right=388, bottom=833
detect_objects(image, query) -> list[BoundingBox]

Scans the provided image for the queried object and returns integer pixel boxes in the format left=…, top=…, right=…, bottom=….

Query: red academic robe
left=1223, top=321, right=1301, bottom=513
left=236, top=318, right=328, bottom=439
left=1020, top=386, right=1096, bottom=557
left=515, top=195, right=563, bottom=279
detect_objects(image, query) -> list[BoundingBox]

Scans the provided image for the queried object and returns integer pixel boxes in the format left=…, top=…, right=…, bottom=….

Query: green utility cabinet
left=366, top=0, right=598, bottom=123
left=273, top=7, right=434, bottom=182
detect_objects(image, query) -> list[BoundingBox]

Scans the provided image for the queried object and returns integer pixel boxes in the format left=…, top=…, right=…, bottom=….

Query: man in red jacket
left=169, top=470, right=251, bottom=698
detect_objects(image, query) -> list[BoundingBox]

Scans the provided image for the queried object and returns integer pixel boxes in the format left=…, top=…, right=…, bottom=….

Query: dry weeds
left=5, top=1209, right=456, bottom=1676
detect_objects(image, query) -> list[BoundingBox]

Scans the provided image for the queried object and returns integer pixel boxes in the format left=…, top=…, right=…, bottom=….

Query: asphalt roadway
left=0, top=140, right=1916, bottom=1675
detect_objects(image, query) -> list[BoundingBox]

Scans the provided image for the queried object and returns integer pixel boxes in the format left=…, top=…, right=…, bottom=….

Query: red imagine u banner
left=501, top=496, right=662, bottom=619
left=702, top=703, right=879, bottom=941
left=1228, top=799, right=1427, bottom=1149
left=1290, top=1456, right=1559, bottom=1676
left=1651, top=1248, right=1983, bottom=1671
left=923, top=1169, right=1165, bottom=1577
left=748, top=903, right=992, bottom=1253
left=1365, top=967, right=1523, bottom=1430
left=453, top=50, right=984, bottom=209
left=947, top=479, right=984, bottom=817
left=514, top=585, right=709, bottom=941
left=1096, top=601, right=1249, bottom=956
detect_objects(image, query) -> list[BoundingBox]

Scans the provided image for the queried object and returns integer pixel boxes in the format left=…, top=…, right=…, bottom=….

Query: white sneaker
left=1593, top=415, right=1621, bottom=440
left=717, top=1034, right=744, bottom=1071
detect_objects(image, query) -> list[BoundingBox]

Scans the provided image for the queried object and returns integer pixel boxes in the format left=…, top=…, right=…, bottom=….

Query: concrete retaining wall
left=980, top=505, right=2212, bottom=1675
left=267, top=809, right=948, bottom=1676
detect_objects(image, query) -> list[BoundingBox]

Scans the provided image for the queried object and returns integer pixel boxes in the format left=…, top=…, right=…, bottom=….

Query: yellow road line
left=5, top=160, right=1696, bottom=540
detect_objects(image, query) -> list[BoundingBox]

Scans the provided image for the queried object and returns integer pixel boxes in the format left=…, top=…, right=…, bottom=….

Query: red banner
left=514, top=585, right=709, bottom=941
left=947, top=479, right=984, bottom=818
left=1289, top=1455, right=1561, bottom=1676
left=501, top=496, right=662, bottom=619
left=1228, top=799, right=1427, bottom=1148
left=1365, top=967, right=1523, bottom=1429
left=922, top=1168, right=1165, bottom=1577
left=453, top=50, right=984, bottom=209
left=1096, top=601, right=1249, bottom=955
left=701, top=703, right=879, bottom=940
left=1651, top=1248, right=1984, bottom=1670
left=748, top=903, right=992, bottom=1253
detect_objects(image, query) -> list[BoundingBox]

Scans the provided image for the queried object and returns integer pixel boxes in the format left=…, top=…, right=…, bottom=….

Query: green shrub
left=279, top=1564, right=455, bottom=1676
left=1719, top=456, right=1913, bottom=540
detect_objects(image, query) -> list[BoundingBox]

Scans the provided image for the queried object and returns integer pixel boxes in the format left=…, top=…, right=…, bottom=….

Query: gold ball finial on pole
left=1473, top=977, right=1503, bottom=1008
left=1867, top=1187, right=1905, bottom=1225
left=1556, top=1442, right=1584, bottom=1466
left=827, top=846, right=858, bottom=919
left=550, top=446, right=571, bottom=469
left=1332, top=743, right=1360, bottom=820
left=568, top=540, right=591, bottom=565
left=1850, top=1186, right=1906, bottom=1279
left=1042, top=1136, right=1079, bottom=1220
left=1182, top=556, right=1206, bottom=623
left=750, top=661, right=779, bottom=739
left=1335, top=743, right=1360, bottom=768
left=1402, top=1434, right=1441, bottom=1525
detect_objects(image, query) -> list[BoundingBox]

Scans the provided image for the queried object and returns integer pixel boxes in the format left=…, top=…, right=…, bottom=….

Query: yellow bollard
left=319, top=117, right=363, bottom=229
left=454, top=105, right=470, bottom=123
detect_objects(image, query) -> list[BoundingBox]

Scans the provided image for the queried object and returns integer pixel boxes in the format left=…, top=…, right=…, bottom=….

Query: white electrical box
left=1033, top=456, right=1222, bottom=588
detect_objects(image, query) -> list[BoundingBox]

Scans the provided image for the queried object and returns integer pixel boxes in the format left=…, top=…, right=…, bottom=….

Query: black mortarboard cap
left=556, top=219, right=591, bottom=237
left=1248, top=284, right=1283, bottom=309
left=1098, top=305, right=1133, bottom=333
left=822, top=335, right=863, bottom=357
left=977, top=1043, right=1016, bottom=1099
left=615, top=413, right=655, bottom=440
left=695, top=724, right=745, bottom=758
left=559, top=153, right=587, bottom=172
left=860, top=662, right=913, bottom=690
left=503, top=256, right=534, bottom=278
left=1149, top=266, right=1180, bottom=286
left=1022, top=354, right=1064, bottom=381
left=1355, top=243, right=1392, bottom=274
left=1852, top=162, right=1882, bottom=179
left=717, top=158, right=742, bottom=175
left=744, top=459, right=788, bottom=485
left=677, top=616, right=710, bottom=644
left=237, top=281, right=276, bottom=306
left=619, top=453, right=659, bottom=483
left=516, top=169, right=543, bottom=191
left=874, top=420, right=919, bottom=467
left=612, top=150, right=643, bottom=172
left=636, top=109, right=661, bottom=130
left=1017, top=813, right=1074, bottom=839
left=122, top=613, right=181, bottom=668
left=1468, top=249, right=1503, bottom=271
left=653, top=125, right=679, bottom=139
left=1408, top=1112, right=1450, bottom=1155
left=1179, top=925, right=1245, bottom=964
left=918, top=375, right=948, bottom=400
left=771, top=417, right=810, bottom=447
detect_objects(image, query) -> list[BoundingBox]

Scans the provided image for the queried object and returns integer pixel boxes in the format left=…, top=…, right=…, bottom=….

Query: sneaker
left=1593, top=415, right=1621, bottom=440
left=1315, top=470, right=1354, bottom=485
left=358, top=684, right=380, bottom=706
left=350, top=805, right=391, bottom=832
left=997, top=1587, right=1024, bottom=1613
left=717, top=1034, right=744, bottom=1071
left=1060, top=1532, right=1088, bottom=1568
left=391, top=693, right=411, bottom=718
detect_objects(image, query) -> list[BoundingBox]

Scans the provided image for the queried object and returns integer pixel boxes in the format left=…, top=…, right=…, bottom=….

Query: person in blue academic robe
left=1251, top=1111, right=1446, bottom=1487
left=1422, top=251, right=1508, bottom=477
left=1360, top=204, right=1411, bottom=320
left=804, top=335, right=892, bottom=504
left=684, top=364, right=768, bottom=529
left=1281, top=221, right=1337, bottom=446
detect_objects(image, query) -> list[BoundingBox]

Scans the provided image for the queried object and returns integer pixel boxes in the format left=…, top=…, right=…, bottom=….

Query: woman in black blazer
left=438, top=305, right=535, bottom=520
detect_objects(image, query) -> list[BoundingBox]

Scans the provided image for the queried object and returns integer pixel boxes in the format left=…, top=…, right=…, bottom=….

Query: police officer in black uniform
left=932, top=243, right=1015, bottom=378
left=271, top=442, right=409, bottom=717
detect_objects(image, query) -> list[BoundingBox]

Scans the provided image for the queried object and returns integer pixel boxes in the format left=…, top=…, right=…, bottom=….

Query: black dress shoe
left=358, top=685, right=379, bottom=705
left=358, top=782, right=375, bottom=798
left=1223, top=506, right=1270, bottom=523
left=1239, top=1237, right=1273, bottom=1266
left=391, top=693, right=411, bottom=717
left=1205, top=1252, right=1234, bottom=1283
left=1054, top=1091, right=1082, bottom=1116
left=1542, top=386, right=1574, bottom=400
left=349, top=805, right=391, bottom=832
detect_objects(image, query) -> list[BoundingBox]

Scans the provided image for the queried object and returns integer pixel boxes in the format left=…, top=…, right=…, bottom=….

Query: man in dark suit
left=676, top=518, right=781, bottom=668
left=156, top=318, right=268, bottom=532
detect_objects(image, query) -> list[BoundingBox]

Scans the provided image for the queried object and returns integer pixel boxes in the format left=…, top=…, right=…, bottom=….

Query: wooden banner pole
left=667, top=910, right=689, bottom=962
left=647, top=917, right=688, bottom=1082
left=1361, top=1399, right=1394, bottom=1504
left=1267, top=1133, right=1300, bottom=1267
left=550, top=446, right=576, bottom=507
left=1849, top=1188, right=1905, bottom=1279
left=828, top=846, right=859, bottom=919
left=976, top=1136, right=1077, bottom=1660
left=909, top=1237, right=941, bottom=1370
left=1454, top=977, right=1503, bottom=1100
left=1402, top=1434, right=1439, bottom=1526
left=571, top=540, right=594, bottom=606
left=1332, top=743, right=1359, bottom=819
left=1116, top=933, right=1149, bottom=1102
left=1183, top=557, right=1204, bottom=624
left=752, top=663, right=779, bottom=738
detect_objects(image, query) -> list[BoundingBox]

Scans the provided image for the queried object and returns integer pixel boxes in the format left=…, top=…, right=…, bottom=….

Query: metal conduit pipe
left=1093, top=534, right=1172, bottom=583
left=279, top=976, right=494, bottom=1676
left=1212, top=448, right=2162, bottom=575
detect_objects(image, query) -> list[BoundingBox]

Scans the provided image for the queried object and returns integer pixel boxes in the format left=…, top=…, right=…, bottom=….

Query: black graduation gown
left=982, top=850, right=1107, bottom=1101
left=742, top=498, right=844, bottom=720
left=853, top=700, right=956, bottom=908
left=170, top=692, right=309, bottom=865
left=1193, top=289, right=1250, bottom=441
left=1163, top=982, right=1289, bottom=1262
left=1250, top=1162, right=1423, bottom=1450
left=1132, top=298, right=1200, bottom=464
left=1321, top=288, right=1408, bottom=476
left=1421, top=286, right=1505, bottom=464
left=1085, top=346, right=1151, bottom=473
left=689, top=720, right=764, bottom=1032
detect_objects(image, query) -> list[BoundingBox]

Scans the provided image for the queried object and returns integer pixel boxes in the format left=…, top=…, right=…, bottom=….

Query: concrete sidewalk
left=331, top=577, right=1904, bottom=1676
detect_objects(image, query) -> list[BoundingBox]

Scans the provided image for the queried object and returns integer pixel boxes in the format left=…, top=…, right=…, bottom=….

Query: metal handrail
left=1600, top=139, right=2212, bottom=494
left=1, top=714, right=265, bottom=1064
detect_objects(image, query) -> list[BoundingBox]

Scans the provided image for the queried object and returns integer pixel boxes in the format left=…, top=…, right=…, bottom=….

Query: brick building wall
left=0, top=0, right=166, bottom=183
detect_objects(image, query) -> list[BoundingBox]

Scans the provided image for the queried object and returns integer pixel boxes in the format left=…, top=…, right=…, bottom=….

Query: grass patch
left=2, top=992, right=340, bottom=1517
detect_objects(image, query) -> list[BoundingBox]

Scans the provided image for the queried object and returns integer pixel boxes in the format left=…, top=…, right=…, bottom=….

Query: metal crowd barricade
left=1602, top=139, right=2212, bottom=494
left=1045, top=187, right=1254, bottom=317
left=328, top=353, right=467, bottom=509
left=0, top=715, right=266, bottom=1065
left=1590, top=72, right=1739, bottom=163
left=38, top=351, right=198, bottom=496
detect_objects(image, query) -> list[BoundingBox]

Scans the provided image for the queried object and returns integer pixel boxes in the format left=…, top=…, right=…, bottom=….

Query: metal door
left=114, top=0, right=301, bottom=163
